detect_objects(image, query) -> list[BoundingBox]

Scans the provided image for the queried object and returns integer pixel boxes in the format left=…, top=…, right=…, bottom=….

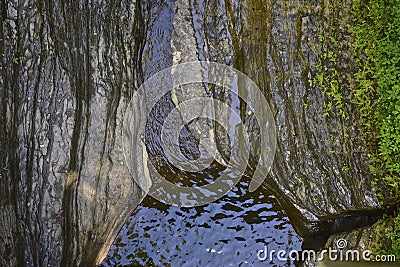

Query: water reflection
left=101, top=178, right=302, bottom=266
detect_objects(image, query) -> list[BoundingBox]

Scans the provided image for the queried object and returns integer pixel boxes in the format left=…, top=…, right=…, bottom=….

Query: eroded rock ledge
left=0, top=1, right=147, bottom=266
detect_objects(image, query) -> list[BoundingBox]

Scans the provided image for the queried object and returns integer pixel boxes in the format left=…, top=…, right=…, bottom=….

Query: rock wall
left=0, top=1, right=147, bottom=266
left=188, top=0, right=380, bottom=235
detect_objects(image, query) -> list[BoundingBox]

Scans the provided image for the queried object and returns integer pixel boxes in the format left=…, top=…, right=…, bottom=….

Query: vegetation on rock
left=351, top=0, right=400, bottom=257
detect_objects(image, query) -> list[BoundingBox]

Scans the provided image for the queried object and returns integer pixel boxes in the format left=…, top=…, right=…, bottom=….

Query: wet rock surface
left=170, top=0, right=379, bottom=233
left=0, top=1, right=146, bottom=266
left=221, top=0, right=379, bottom=227
left=1, top=0, right=383, bottom=266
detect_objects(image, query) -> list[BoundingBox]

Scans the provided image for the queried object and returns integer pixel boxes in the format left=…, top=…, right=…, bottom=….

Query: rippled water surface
left=101, top=178, right=303, bottom=266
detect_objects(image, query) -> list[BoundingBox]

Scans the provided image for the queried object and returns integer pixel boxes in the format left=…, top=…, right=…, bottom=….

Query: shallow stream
left=102, top=180, right=303, bottom=266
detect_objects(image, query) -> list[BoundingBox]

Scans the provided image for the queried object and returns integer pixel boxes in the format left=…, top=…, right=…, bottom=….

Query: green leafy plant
left=351, top=0, right=400, bottom=258
left=351, top=0, right=400, bottom=203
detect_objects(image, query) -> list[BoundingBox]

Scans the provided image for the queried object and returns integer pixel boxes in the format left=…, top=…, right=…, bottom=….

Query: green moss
left=387, top=213, right=400, bottom=259
left=371, top=214, right=400, bottom=260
